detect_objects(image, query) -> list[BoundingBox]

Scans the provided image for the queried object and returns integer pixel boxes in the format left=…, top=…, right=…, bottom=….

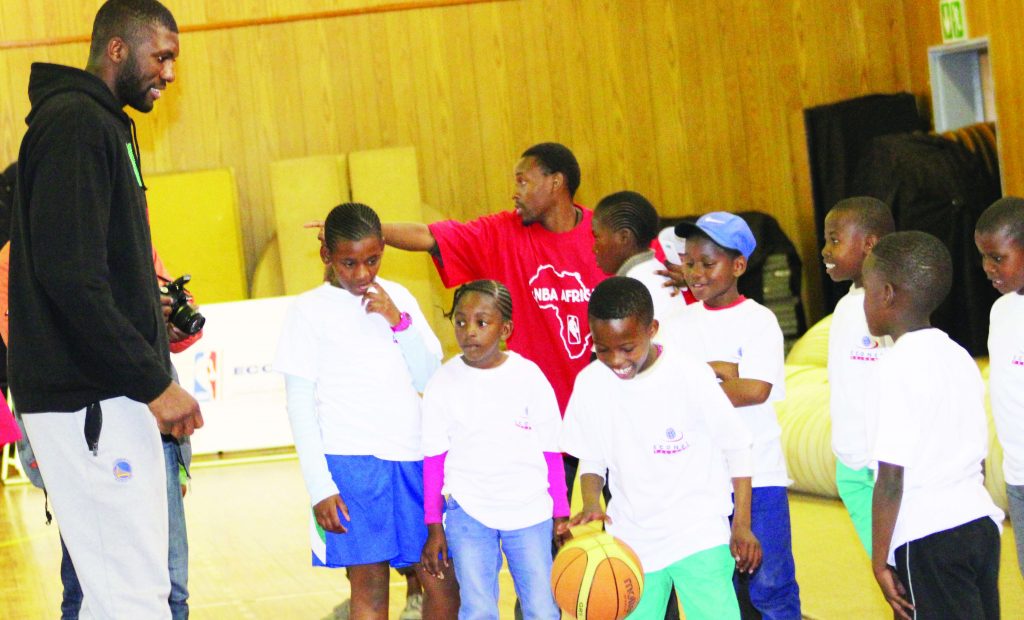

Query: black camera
left=162, top=274, right=205, bottom=335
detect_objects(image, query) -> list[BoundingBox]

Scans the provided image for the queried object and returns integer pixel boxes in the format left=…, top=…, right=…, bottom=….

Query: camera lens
left=171, top=305, right=206, bottom=335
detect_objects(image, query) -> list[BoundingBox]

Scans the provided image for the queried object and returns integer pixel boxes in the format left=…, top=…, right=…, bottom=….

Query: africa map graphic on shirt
left=528, top=265, right=593, bottom=360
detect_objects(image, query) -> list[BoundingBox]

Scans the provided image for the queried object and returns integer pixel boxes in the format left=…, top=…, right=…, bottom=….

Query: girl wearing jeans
left=419, top=280, right=568, bottom=619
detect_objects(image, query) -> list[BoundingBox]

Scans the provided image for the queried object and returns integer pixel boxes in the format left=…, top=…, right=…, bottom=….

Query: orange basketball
left=550, top=531, right=645, bottom=620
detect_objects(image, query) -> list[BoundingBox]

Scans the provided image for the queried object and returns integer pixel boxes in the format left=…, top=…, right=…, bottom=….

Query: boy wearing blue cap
left=674, top=212, right=801, bottom=620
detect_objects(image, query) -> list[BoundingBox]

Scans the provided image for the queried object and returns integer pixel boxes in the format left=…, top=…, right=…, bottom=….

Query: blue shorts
left=312, top=456, right=426, bottom=569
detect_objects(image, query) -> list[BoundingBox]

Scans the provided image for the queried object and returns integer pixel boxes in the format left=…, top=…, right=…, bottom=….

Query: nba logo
left=194, top=351, right=218, bottom=401
left=567, top=315, right=581, bottom=346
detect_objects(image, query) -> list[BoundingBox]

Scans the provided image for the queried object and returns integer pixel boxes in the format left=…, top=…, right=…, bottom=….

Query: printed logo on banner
left=194, top=350, right=220, bottom=401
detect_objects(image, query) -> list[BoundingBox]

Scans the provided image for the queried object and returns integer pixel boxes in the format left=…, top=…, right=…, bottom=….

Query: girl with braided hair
left=274, top=202, right=458, bottom=619
left=419, top=279, right=567, bottom=619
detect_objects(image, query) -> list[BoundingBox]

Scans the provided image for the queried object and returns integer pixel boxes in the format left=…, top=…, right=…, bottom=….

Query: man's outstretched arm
left=382, top=223, right=440, bottom=257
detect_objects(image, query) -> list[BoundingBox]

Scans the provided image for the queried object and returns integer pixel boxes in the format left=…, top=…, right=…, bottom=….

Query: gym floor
left=2, top=457, right=1022, bottom=618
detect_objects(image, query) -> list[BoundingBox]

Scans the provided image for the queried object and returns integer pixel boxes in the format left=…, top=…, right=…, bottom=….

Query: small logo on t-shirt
left=1012, top=351, right=1024, bottom=367
left=514, top=407, right=533, bottom=430
left=528, top=265, right=593, bottom=359
left=653, top=427, right=689, bottom=454
left=848, top=335, right=882, bottom=362
left=112, top=459, right=133, bottom=482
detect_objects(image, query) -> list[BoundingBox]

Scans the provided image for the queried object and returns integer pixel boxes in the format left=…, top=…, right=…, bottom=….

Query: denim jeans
left=164, top=436, right=190, bottom=619
left=732, top=486, right=801, bottom=620
left=59, top=436, right=189, bottom=619
left=444, top=497, right=560, bottom=620
left=59, top=536, right=82, bottom=620
left=1007, top=483, right=1024, bottom=578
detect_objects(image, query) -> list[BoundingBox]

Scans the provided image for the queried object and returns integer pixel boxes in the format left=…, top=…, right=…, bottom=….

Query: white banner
left=171, top=296, right=294, bottom=455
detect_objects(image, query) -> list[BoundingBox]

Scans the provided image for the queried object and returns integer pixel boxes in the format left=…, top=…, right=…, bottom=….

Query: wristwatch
left=391, top=311, right=412, bottom=333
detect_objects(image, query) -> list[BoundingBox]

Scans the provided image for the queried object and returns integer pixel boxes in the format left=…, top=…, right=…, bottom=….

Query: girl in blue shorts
left=274, top=202, right=459, bottom=619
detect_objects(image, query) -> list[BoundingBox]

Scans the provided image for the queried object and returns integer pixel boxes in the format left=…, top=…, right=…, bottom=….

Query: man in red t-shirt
left=384, top=143, right=607, bottom=417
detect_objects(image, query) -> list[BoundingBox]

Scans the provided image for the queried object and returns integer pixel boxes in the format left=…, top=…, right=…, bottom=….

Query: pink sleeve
left=545, top=452, right=570, bottom=518
left=423, top=452, right=447, bottom=524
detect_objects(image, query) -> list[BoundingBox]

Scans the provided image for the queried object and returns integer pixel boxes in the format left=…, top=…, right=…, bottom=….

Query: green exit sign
left=940, top=0, right=968, bottom=43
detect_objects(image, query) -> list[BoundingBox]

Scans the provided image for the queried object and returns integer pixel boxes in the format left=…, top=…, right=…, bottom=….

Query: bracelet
left=391, top=311, right=412, bottom=333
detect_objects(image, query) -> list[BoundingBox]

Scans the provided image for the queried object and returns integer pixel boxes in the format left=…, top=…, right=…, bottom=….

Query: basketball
left=550, top=531, right=645, bottom=620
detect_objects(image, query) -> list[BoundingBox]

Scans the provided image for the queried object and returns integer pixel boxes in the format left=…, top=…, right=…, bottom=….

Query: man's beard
left=114, top=52, right=153, bottom=113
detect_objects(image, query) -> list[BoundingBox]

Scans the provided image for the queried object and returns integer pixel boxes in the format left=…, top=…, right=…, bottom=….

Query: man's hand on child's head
left=313, top=494, right=350, bottom=534
left=303, top=220, right=326, bottom=246
left=362, top=284, right=402, bottom=326
left=729, top=525, right=762, bottom=574
left=655, top=263, right=688, bottom=297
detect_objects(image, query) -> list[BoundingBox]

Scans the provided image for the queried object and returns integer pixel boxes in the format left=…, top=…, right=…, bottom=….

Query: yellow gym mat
left=146, top=168, right=248, bottom=304
left=268, top=155, right=348, bottom=296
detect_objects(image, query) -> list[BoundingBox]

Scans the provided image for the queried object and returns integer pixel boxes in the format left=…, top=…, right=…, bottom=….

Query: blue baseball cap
left=674, top=212, right=756, bottom=259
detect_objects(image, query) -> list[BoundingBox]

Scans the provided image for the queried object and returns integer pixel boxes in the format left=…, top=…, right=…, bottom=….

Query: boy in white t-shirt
left=865, top=231, right=1003, bottom=620
left=560, top=276, right=761, bottom=620
left=674, top=212, right=800, bottom=619
left=975, top=196, right=1024, bottom=578
left=820, top=196, right=895, bottom=555
left=274, top=203, right=458, bottom=619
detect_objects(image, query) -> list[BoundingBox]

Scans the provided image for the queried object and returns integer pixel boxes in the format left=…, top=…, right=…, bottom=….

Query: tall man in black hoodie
left=9, top=1, right=203, bottom=617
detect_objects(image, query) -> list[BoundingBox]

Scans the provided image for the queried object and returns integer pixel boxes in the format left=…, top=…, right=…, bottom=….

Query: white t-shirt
left=421, top=352, right=561, bottom=531
left=621, top=253, right=689, bottom=344
left=988, top=292, right=1024, bottom=485
left=273, top=280, right=441, bottom=460
left=872, top=328, right=1004, bottom=565
left=827, top=285, right=893, bottom=470
left=560, top=346, right=753, bottom=572
left=674, top=298, right=790, bottom=487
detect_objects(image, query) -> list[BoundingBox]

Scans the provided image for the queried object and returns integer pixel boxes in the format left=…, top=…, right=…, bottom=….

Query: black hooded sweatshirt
left=9, top=63, right=172, bottom=413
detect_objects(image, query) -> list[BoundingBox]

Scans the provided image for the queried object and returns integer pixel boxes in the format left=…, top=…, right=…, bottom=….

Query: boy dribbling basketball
left=559, top=277, right=760, bottom=620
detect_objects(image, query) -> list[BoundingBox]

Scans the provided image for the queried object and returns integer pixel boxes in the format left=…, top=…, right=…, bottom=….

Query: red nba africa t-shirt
left=429, top=208, right=608, bottom=414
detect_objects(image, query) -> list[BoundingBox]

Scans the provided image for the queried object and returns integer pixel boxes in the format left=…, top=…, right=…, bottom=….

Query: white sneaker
left=399, top=593, right=423, bottom=620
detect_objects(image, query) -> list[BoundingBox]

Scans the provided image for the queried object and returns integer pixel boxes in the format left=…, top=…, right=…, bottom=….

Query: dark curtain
left=851, top=133, right=1001, bottom=356
left=804, top=93, right=927, bottom=312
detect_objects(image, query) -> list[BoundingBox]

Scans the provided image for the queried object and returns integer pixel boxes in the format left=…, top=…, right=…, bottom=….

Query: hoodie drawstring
left=129, top=117, right=147, bottom=191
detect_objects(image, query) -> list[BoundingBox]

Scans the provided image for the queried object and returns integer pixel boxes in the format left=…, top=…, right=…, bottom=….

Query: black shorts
left=894, top=517, right=1000, bottom=620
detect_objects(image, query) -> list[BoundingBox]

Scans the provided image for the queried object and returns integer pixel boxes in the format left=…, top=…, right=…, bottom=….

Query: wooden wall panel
left=0, top=0, right=920, bottom=321
left=986, top=2, right=1024, bottom=197
left=902, top=0, right=1024, bottom=196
